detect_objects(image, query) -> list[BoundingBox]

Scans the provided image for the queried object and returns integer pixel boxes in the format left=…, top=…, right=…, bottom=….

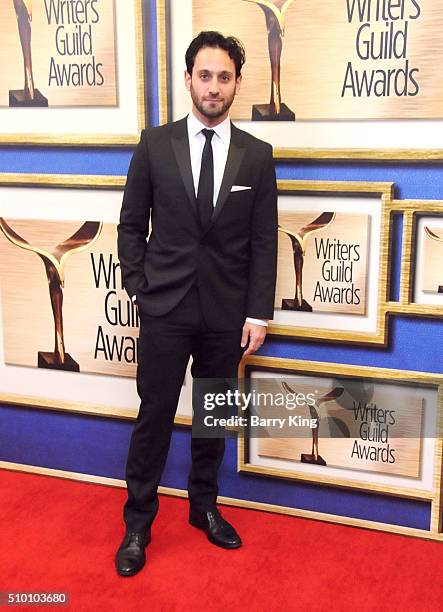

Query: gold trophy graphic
left=279, top=212, right=335, bottom=312
left=424, top=227, right=443, bottom=293
left=9, top=0, right=48, bottom=106
left=242, top=0, right=296, bottom=121
left=0, top=219, right=102, bottom=371
left=282, top=382, right=347, bottom=466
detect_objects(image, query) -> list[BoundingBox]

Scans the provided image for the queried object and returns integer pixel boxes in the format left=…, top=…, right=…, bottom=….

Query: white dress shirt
left=133, top=111, right=268, bottom=328
left=187, top=111, right=230, bottom=207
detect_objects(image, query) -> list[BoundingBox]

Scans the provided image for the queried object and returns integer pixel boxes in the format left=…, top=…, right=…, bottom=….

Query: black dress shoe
left=115, top=531, right=150, bottom=577
left=189, top=507, right=242, bottom=549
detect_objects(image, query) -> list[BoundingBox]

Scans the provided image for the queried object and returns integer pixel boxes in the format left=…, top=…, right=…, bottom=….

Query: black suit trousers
left=123, top=286, right=244, bottom=533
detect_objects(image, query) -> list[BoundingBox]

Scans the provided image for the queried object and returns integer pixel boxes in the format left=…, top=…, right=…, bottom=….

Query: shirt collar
left=187, top=112, right=231, bottom=151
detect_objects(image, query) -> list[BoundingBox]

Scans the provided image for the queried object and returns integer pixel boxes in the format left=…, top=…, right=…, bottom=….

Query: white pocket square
left=231, top=185, right=251, bottom=192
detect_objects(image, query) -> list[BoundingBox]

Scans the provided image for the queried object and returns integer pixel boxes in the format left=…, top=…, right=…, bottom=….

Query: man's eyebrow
left=196, top=69, right=234, bottom=76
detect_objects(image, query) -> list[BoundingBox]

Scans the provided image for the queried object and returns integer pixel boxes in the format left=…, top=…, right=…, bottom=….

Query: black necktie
left=197, top=129, right=215, bottom=229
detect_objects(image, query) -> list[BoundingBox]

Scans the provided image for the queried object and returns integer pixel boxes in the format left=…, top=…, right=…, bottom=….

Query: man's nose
left=208, top=77, right=220, bottom=95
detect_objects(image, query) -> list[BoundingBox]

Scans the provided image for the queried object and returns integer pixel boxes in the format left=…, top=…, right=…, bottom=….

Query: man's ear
left=235, top=74, right=242, bottom=95
left=184, top=69, right=191, bottom=92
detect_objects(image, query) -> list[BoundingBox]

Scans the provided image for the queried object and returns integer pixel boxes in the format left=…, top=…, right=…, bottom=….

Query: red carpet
left=0, top=470, right=442, bottom=612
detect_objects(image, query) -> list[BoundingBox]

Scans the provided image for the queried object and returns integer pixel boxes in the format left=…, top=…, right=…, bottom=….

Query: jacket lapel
left=171, top=118, right=247, bottom=229
left=209, top=124, right=246, bottom=227
left=171, top=117, right=198, bottom=218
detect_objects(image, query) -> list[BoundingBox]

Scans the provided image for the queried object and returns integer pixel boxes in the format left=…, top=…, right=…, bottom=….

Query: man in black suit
left=116, top=31, right=277, bottom=577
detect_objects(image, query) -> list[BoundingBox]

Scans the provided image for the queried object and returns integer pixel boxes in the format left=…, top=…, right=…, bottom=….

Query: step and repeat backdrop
left=0, top=0, right=442, bottom=540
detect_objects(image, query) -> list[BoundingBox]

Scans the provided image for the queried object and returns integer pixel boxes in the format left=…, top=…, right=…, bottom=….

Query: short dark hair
left=185, top=31, right=246, bottom=78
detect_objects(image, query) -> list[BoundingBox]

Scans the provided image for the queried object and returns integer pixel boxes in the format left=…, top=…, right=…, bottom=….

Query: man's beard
left=190, top=85, right=235, bottom=120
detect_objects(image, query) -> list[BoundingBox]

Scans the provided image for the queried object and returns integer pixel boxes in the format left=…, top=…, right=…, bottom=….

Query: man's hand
left=241, top=322, right=267, bottom=356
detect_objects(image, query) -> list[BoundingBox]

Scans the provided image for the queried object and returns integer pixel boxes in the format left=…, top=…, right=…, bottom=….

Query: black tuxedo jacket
left=117, top=117, right=278, bottom=331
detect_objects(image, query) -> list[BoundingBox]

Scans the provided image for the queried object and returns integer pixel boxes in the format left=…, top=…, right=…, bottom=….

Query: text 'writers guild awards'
left=10, top=0, right=48, bottom=106
left=424, top=226, right=443, bottom=293
left=242, top=0, right=296, bottom=121
left=279, top=212, right=335, bottom=312
left=0, top=219, right=102, bottom=371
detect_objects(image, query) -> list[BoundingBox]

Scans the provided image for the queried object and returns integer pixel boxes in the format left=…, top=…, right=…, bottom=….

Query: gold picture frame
left=387, top=200, right=443, bottom=318
left=238, top=355, right=443, bottom=540
left=0, top=173, right=192, bottom=425
left=270, top=180, right=393, bottom=345
left=163, top=0, right=443, bottom=160
left=0, top=0, right=147, bottom=146
left=156, top=0, right=169, bottom=126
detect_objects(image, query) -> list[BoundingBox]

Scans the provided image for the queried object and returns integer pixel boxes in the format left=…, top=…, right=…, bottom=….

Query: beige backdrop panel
left=275, top=212, right=369, bottom=315
left=0, top=0, right=117, bottom=106
left=193, top=0, right=442, bottom=119
left=252, top=377, right=423, bottom=478
left=0, top=220, right=137, bottom=377
left=422, top=226, right=443, bottom=293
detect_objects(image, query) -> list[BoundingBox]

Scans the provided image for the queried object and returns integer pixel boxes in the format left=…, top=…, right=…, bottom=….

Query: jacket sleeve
left=117, top=130, right=152, bottom=299
left=247, top=144, right=278, bottom=320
